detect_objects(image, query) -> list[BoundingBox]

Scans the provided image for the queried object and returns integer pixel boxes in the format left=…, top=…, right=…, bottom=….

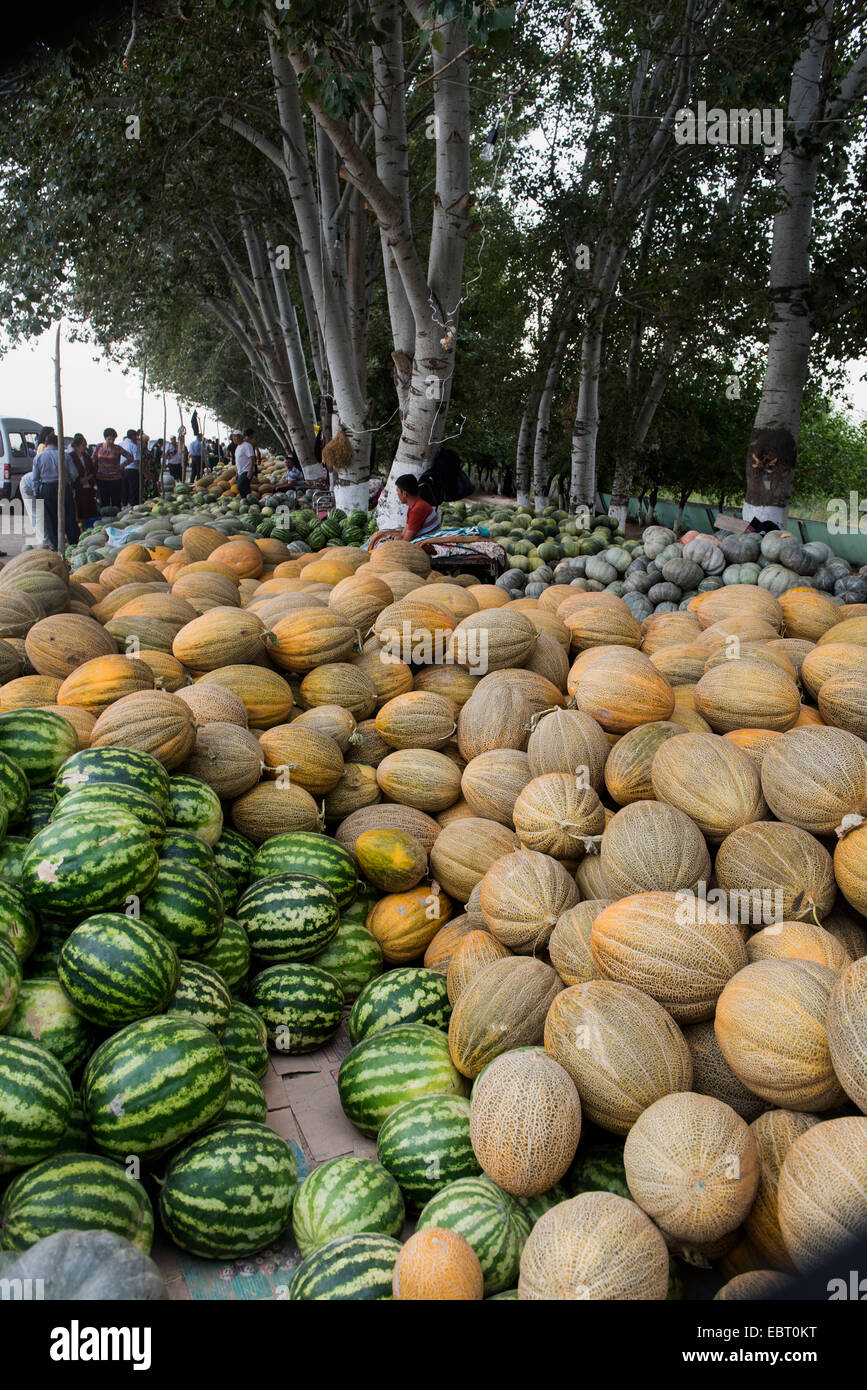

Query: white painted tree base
left=334, top=482, right=370, bottom=514
left=743, top=503, right=787, bottom=529
left=516, top=491, right=530, bottom=507
left=534, top=495, right=547, bottom=512
left=608, top=504, right=627, bottom=531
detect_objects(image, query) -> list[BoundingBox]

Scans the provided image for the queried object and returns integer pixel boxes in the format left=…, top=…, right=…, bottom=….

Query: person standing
left=73, top=436, right=100, bottom=530
left=95, top=428, right=132, bottom=508
left=33, top=432, right=80, bottom=550
left=120, top=427, right=140, bottom=507
left=234, top=427, right=257, bottom=499
left=18, top=465, right=45, bottom=545
left=164, top=436, right=182, bottom=482
left=189, top=432, right=204, bottom=481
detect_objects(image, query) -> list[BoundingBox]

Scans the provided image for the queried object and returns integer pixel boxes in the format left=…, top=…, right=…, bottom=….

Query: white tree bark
left=533, top=321, right=571, bottom=510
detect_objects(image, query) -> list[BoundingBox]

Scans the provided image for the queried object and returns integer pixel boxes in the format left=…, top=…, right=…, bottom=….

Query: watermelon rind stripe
left=415, top=1174, right=532, bottom=1295
left=54, top=747, right=171, bottom=810
left=0, top=1036, right=74, bottom=1174
left=338, top=1023, right=468, bottom=1137
left=292, top=1155, right=404, bottom=1258
left=249, top=963, right=343, bottom=1053
left=57, top=913, right=180, bottom=1027
left=348, top=967, right=451, bottom=1044
left=375, top=1094, right=480, bottom=1207
left=0, top=1152, right=154, bottom=1252
left=288, top=1232, right=401, bottom=1300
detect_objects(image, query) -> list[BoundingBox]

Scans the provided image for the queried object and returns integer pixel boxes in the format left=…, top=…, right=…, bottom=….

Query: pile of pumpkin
left=1, top=525, right=867, bottom=1300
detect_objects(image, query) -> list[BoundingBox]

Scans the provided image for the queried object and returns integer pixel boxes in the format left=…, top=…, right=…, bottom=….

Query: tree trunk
left=609, top=329, right=679, bottom=529
left=569, top=239, right=627, bottom=511
left=515, top=390, right=539, bottom=507
left=674, top=488, right=691, bottom=532
left=532, top=321, right=570, bottom=511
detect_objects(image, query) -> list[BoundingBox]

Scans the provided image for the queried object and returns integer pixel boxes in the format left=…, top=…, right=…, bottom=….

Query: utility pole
left=54, top=323, right=66, bottom=554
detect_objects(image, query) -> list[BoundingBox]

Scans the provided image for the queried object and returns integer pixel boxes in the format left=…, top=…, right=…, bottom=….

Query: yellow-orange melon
left=449, top=956, right=562, bottom=1078
left=230, top=780, right=321, bottom=842
left=744, top=1109, right=821, bottom=1271
left=683, top=1021, right=767, bottom=1122
left=90, top=690, right=195, bottom=768
left=759, top=725, right=867, bottom=834
left=365, top=883, right=452, bottom=964
left=392, top=1227, right=483, bottom=1301
left=526, top=707, right=610, bottom=788
left=826, top=956, right=867, bottom=1113
left=55, top=654, right=154, bottom=714
left=258, top=724, right=344, bottom=795
left=715, top=821, right=836, bottom=923
left=777, top=1117, right=867, bottom=1271
left=600, top=799, right=710, bottom=897
left=459, top=749, right=531, bottom=825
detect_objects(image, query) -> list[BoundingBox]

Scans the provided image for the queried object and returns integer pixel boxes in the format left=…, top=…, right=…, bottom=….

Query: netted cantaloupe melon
left=258, top=724, right=344, bottom=796
left=459, top=750, right=531, bottom=826
left=423, top=914, right=487, bottom=975
left=744, top=1109, right=821, bottom=1271
left=624, top=1092, right=760, bottom=1244
left=511, top=775, right=605, bottom=860
left=590, top=892, right=747, bottom=1024
left=446, top=930, right=511, bottom=1005
left=714, top=959, right=846, bottom=1111
left=694, top=659, right=800, bottom=733
left=427, top=818, right=519, bottom=904
left=374, top=691, right=457, bottom=751
left=683, top=1021, right=767, bottom=1123
left=650, top=731, right=766, bottom=843
left=777, top=1117, right=867, bottom=1272
left=548, top=900, right=614, bottom=986
left=231, top=780, right=322, bottom=842
left=469, top=1049, right=581, bottom=1197
left=517, top=1192, right=669, bottom=1300
left=393, top=1227, right=483, bottom=1301
left=714, top=822, right=836, bottom=922
left=713, top=1270, right=792, bottom=1300
left=817, top=670, right=867, bottom=739
left=746, top=921, right=852, bottom=973
left=833, top=819, right=867, bottom=919
left=759, top=726, right=867, bottom=835
left=543, top=980, right=692, bottom=1134
left=526, top=708, right=610, bottom=789
left=570, top=652, right=675, bottom=734
left=826, top=956, right=867, bottom=1114
left=602, top=721, right=684, bottom=805
left=600, top=801, right=710, bottom=898
left=800, top=642, right=867, bottom=701
left=335, top=803, right=441, bottom=856
left=448, top=957, right=562, bottom=1078
left=479, top=849, right=579, bottom=953
left=689, top=584, right=783, bottom=632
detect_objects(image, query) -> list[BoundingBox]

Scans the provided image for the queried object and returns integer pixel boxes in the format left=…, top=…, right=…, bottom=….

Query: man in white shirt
left=234, top=428, right=258, bottom=499
left=120, top=428, right=140, bottom=506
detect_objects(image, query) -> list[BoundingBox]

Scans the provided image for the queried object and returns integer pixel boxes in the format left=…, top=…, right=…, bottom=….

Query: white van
left=0, top=418, right=45, bottom=499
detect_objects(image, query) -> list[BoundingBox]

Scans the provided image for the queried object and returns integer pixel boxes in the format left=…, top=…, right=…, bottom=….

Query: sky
left=0, top=328, right=231, bottom=443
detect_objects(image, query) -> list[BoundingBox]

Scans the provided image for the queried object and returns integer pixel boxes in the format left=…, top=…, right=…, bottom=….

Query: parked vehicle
left=0, top=417, right=45, bottom=499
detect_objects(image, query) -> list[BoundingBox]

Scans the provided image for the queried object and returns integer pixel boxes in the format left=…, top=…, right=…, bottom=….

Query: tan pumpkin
left=299, top=663, right=377, bottom=720
left=650, top=731, right=766, bottom=842
left=683, top=1021, right=767, bottom=1122
left=445, top=930, right=511, bottom=1005
left=365, top=883, right=452, bottom=964
left=459, top=749, right=531, bottom=825
left=518, top=1191, right=669, bottom=1301
left=570, top=651, right=675, bottom=733
left=748, top=921, right=852, bottom=973
left=623, top=1093, right=759, bottom=1244
left=182, top=722, right=263, bottom=799
left=548, top=900, right=613, bottom=986
left=777, top=1117, right=867, bottom=1271
left=197, top=665, right=292, bottom=728
left=715, top=959, right=845, bottom=1110
left=0, top=675, right=62, bottom=710
left=694, top=659, right=800, bottom=733
left=590, top=892, right=747, bottom=1023
left=469, top=1049, right=580, bottom=1198
left=479, top=849, right=579, bottom=952
left=56, top=654, right=155, bottom=714
left=176, top=683, right=248, bottom=727
left=511, top=775, right=605, bottom=859
left=429, top=817, right=519, bottom=903
left=368, top=539, right=431, bottom=578
left=600, top=800, right=710, bottom=897
left=827, top=955, right=867, bottom=1113
left=23, top=613, right=117, bottom=680
left=231, top=780, right=322, bottom=842
left=715, top=821, right=836, bottom=922
left=544, top=980, right=692, bottom=1133
left=744, top=1109, right=821, bottom=1271
left=324, top=764, right=381, bottom=820
left=801, top=642, right=867, bottom=700
left=208, top=538, right=264, bottom=579
left=172, top=608, right=267, bottom=672
left=375, top=749, right=462, bottom=813
left=526, top=707, right=609, bottom=789
left=89, top=690, right=195, bottom=768
left=171, top=572, right=242, bottom=613
left=449, top=956, right=562, bottom=1078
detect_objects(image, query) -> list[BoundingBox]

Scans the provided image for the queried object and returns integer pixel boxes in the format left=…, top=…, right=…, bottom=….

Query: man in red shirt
left=369, top=474, right=440, bottom=552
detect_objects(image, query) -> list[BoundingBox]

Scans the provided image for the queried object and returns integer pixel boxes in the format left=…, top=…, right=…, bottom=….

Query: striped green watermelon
left=0, top=835, right=31, bottom=883
left=310, top=915, right=383, bottom=1002
left=50, top=784, right=166, bottom=849
left=20, top=813, right=160, bottom=916
left=211, top=829, right=254, bottom=914
left=0, top=936, right=22, bottom=1028
left=348, top=967, right=451, bottom=1044
left=18, top=788, right=55, bottom=837
left=159, top=1121, right=297, bottom=1259
left=376, top=1094, right=480, bottom=1207
left=220, top=1064, right=267, bottom=1123
left=167, top=775, right=223, bottom=846
left=55, top=747, right=171, bottom=811
left=288, top=1232, right=401, bottom=1301
left=0, top=882, right=39, bottom=962
left=45, top=1091, right=90, bottom=1157
left=0, top=750, right=29, bottom=826
left=567, top=1141, right=630, bottom=1200
left=198, top=917, right=250, bottom=991
left=220, top=1001, right=269, bottom=1078
left=514, top=1185, right=569, bottom=1226
left=249, top=963, right=342, bottom=1053
left=0, top=1036, right=73, bottom=1174
left=237, top=873, right=339, bottom=964
left=251, top=833, right=358, bottom=912
left=82, top=1016, right=230, bottom=1161
left=4, top=977, right=97, bottom=1072
left=22, top=918, right=69, bottom=978
left=159, top=829, right=215, bottom=874
left=0, top=802, right=8, bottom=842
left=338, top=1023, right=468, bottom=1137
left=139, top=860, right=224, bottom=956
left=57, top=913, right=181, bottom=1028
left=0, top=1153, right=154, bottom=1252
left=0, top=710, right=77, bottom=787
left=487, top=1289, right=518, bottom=1300
left=292, top=1156, right=404, bottom=1258
left=166, top=961, right=232, bottom=1037
left=416, top=1174, right=532, bottom=1295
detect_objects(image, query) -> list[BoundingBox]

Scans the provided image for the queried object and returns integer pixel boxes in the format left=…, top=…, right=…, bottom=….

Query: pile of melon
left=1, top=523, right=866, bottom=1301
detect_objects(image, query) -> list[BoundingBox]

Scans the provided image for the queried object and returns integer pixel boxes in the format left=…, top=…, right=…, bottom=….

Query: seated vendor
left=369, top=474, right=440, bottom=550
